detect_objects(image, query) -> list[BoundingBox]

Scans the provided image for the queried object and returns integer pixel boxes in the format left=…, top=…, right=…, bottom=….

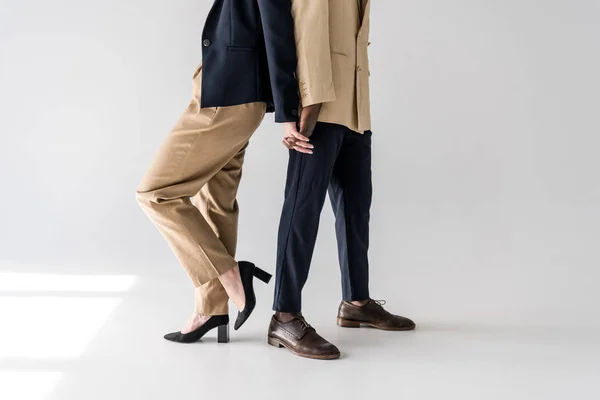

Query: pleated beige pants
left=136, top=64, right=266, bottom=315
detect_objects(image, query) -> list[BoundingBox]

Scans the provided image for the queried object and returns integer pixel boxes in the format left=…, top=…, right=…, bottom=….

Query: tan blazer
left=291, top=0, right=371, bottom=133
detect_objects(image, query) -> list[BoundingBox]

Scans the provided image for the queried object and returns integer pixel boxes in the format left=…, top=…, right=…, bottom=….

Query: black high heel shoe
left=234, top=261, right=272, bottom=330
left=164, top=315, right=230, bottom=343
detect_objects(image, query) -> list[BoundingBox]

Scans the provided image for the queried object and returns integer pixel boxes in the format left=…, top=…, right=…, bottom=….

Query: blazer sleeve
left=257, top=0, right=300, bottom=123
left=290, top=0, right=336, bottom=107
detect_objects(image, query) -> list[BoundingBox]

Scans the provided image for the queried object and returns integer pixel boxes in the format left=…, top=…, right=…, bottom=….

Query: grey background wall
left=1, top=0, right=599, bottom=327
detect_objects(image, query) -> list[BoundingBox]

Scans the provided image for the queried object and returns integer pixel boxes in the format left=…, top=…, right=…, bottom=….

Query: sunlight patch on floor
left=0, top=269, right=139, bottom=399
left=0, top=371, right=63, bottom=400
left=0, top=296, right=123, bottom=359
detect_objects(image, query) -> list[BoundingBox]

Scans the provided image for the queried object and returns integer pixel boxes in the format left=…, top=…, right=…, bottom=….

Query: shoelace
left=296, top=318, right=312, bottom=331
left=370, top=299, right=392, bottom=317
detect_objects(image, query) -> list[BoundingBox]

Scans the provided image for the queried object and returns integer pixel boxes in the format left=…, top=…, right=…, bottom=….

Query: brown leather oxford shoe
left=268, top=315, right=340, bottom=360
left=337, top=299, right=416, bottom=331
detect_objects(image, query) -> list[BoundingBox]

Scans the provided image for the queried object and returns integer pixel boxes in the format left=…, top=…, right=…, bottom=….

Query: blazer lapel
left=359, top=0, right=370, bottom=31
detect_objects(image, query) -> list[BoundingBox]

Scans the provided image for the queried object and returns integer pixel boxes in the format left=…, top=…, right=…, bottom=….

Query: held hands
left=282, top=122, right=313, bottom=154
left=282, top=103, right=323, bottom=155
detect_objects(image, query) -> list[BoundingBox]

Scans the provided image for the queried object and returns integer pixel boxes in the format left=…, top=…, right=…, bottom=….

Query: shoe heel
left=267, top=336, right=283, bottom=348
left=337, top=317, right=361, bottom=328
left=253, top=267, right=272, bottom=284
left=217, top=323, right=229, bottom=343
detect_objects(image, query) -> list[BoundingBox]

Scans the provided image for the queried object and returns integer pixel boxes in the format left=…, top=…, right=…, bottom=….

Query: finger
left=293, top=140, right=314, bottom=149
left=282, top=139, right=294, bottom=149
left=293, top=144, right=313, bottom=154
left=284, top=130, right=297, bottom=139
left=291, top=130, right=310, bottom=142
left=283, top=137, right=297, bottom=147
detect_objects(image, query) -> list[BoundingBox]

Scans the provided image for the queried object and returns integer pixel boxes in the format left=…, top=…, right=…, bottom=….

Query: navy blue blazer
left=200, top=0, right=299, bottom=123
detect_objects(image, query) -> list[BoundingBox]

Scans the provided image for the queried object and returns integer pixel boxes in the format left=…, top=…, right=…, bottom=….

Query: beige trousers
left=136, top=64, right=266, bottom=315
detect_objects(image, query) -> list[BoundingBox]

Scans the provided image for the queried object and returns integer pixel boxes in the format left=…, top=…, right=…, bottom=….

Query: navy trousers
left=273, top=122, right=372, bottom=312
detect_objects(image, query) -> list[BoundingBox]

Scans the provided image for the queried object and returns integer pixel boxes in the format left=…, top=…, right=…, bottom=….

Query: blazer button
left=203, top=39, right=211, bottom=47
left=291, top=109, right=298, bottom=117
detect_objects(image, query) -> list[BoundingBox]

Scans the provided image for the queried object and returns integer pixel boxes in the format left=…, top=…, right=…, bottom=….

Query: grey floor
left=1, top=267, right=599, bottom=400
